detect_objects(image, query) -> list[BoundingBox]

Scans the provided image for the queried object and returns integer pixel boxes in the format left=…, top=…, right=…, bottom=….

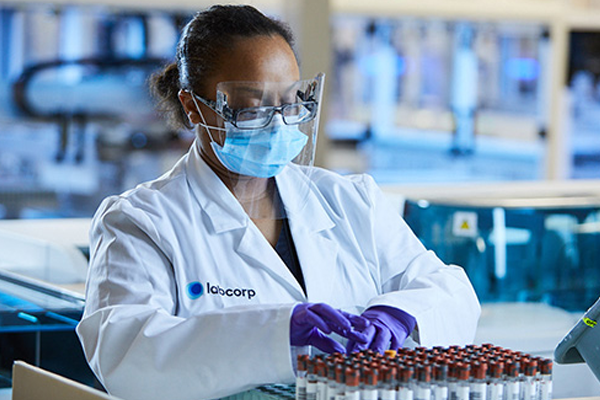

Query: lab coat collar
left=184, top=140, right=335, bottom=235
left=185, top=140, right=250, bottom=233
left=275, top=165, right=335, bottom=234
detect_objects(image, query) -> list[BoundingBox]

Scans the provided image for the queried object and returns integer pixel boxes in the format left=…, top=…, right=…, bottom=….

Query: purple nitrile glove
left=346, top=305, right=416, bottom=354
left=290, top=303, right=370, bottom=354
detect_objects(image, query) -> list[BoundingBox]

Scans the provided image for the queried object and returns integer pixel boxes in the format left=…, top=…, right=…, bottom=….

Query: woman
left=77, top=5, right=480, bottom=400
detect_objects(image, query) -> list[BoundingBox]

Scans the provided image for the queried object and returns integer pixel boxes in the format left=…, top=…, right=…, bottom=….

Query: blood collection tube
left=448, top=362, right=458, bottom=400
left=469, top=362, right=487, bottom=400
left=334, top=364, right=346, bottom=400
left=504, top=360, right=520, bottom=400
left=327, top=361, right=340, bottom=400
left=380, top=365, right=397, bottom=400
left=345, top=367, right=361, bottom=400
left=361, top=367, right=378, bottom=400
left=307, top=359, right=319, bottom=400
left=433, top=360, right=449, bottom=400
left=297, top=344, right=553, bottom=400
left=297, top=355, right=309, bottom=400
left=537, top=359, right=552, bottom=400
left=317, top=359, right=328, bottom=400
left=485, top=361, right=503, bottom=400
left=519, top=360, right=537, bottom=400
left=414, top=364, right=432, bottom=400
left=386, top=350, right=398, bottom=359
left=455, top=362, right=470, bottom=400
left=398, top=366, right=414, bottom=400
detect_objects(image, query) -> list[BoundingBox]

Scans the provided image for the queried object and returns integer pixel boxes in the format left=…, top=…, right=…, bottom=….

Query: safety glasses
left=192, top=95, right=318, bottom=129
left=191, top=74, right=323, bottom=130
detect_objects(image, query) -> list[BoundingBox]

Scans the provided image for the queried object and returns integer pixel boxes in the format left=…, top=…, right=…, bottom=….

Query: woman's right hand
left=290, top=303, right=370, bottom=354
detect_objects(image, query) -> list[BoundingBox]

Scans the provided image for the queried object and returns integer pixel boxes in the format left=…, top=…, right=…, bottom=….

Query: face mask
left=210, top=116, right=309, bottom=178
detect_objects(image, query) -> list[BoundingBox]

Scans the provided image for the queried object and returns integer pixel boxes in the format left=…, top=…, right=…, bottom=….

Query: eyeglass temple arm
left=297, top=80, right=319, bottom=102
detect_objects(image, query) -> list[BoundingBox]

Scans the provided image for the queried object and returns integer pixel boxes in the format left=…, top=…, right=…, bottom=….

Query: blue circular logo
left=186, top=281, right=204, bottom=299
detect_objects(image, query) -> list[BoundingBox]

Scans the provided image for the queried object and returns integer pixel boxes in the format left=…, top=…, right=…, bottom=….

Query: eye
left=229, top=98, right=262, bottom=109
left=235, top=107, right=273, bottom=128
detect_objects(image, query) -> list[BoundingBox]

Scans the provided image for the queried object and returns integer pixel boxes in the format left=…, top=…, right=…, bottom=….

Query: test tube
left=298, top=344, right=551, bottom=400
left=386, top=350, right=398, bottom=358
left=455, top=362, right=470, bottom=400
left=380, top=365, right=397, bottom=400
left=504, top=360, right=520, bottom=400
left=345, top=367, right=361, bottom=400
left=433, top=360, right=449, bottom=400
left=486, top=361, right=503, bottom=400
left=297, top=355, right=309, bottom=400
left=307, top=359, right=319, bottom=400
left=519, top=360, right=537, bottom=400
left=361, top=367, right=378, bottom=400
left=326, top=361, right=339, bottom=400
left=398, top=365, right=414, bottom=400
left=470, top=361, right=487, bottom=400
left=538, top=359, right=552, bottom=400
left=414, top=364, right=432, bottom=400
left=317, top=360, right=328, bottom=400
left=448, top=361, right=458, bottom=400
left=334, top=363, right=346, bottom=400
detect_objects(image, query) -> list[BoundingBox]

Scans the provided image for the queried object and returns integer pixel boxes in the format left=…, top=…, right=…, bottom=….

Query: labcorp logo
left=186, top=282, right=204, bottom=299
left=186, top=281, right=256, bottom=300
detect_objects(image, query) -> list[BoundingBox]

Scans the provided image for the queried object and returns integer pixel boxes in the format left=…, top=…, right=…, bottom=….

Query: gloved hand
left=290, top=303, right=370, bottom=354
left=346, top=305, right=416, bottom=354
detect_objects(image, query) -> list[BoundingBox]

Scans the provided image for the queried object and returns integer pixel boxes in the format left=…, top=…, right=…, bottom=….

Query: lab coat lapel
left=236, top=224, right=306, bottom=300
left=276, top=166, right=339, bottom=300
left=185, top=140, right=248, bottom=233
left=185, top=144, right=306, bottom=300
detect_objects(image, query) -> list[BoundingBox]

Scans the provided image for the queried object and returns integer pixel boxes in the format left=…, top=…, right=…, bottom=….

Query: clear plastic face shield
left=191, top=73, right=325, bottom=219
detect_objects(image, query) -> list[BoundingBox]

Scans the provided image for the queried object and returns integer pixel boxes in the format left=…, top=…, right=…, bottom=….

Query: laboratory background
left=1, top=0, right=600, bottom=398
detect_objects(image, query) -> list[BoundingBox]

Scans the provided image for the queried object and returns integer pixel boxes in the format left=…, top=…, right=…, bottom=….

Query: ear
left=178, top=89, right=202, bottom=125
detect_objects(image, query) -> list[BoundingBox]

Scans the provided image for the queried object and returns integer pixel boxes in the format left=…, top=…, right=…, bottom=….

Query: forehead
left=208, top=35, right=300, bottom=91
left=218, top=81, right=300, bottom=98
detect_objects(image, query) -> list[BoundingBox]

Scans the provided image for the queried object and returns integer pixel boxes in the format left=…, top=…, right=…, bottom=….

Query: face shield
left=192, top=73, right=325, bottom=219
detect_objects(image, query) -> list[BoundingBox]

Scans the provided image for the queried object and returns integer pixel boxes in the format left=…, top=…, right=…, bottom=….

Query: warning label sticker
left=452, top=211, right=478, bottom=237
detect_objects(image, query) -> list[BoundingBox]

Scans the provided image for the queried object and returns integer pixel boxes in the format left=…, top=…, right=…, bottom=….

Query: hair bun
left=150, top=62, right=191, bottom=130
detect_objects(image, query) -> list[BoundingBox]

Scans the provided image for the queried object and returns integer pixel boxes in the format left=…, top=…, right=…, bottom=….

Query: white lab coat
left=77, top=141, right=480, bottom=400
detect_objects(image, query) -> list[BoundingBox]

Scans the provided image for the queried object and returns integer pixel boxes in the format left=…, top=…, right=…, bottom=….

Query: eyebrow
left=235, top=87, right=264, bottom=98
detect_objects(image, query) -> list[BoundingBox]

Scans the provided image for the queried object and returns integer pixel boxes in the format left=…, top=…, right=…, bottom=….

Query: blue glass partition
left=404, top=196, right=600, bottom=312
left=0, top=270, right=89, bottom=387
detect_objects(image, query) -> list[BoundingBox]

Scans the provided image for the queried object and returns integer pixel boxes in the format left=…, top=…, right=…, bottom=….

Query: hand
left=290, top=303, right=369, bottom=354
left=346, top=306, right=416, bottom=354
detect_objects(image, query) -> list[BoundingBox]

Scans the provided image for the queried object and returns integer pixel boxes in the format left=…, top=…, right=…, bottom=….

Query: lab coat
left=77, top=141, right=480, bottom=400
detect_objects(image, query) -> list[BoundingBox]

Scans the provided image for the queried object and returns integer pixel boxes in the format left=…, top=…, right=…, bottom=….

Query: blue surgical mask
left=210, top=117, right=308, bottom=178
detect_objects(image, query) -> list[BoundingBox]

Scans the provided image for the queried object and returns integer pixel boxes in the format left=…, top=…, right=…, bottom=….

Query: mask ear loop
left=190, top=92, right=226, bottom=146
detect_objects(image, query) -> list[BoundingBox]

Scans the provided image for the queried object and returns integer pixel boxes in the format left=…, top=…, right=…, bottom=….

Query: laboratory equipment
left=294, top=345, right=552, bottom=400
left=0, top=2, right=190, bottom=219
left=326, top=16, right=547, bottom=183
left=0, top=218, right=93, bottom=387
left=566, top=31, right=600, bottom=179
left=555, top=295, right=600, bottom=384
left=0, top=270, right=93, bottom=388
left=0, top=218, right=90, bottom=288
left=402, top=185, right=600, bottom=311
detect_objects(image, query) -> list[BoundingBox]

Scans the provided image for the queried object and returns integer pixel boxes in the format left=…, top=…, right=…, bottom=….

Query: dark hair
left=150, top=4, right=296, bottom=130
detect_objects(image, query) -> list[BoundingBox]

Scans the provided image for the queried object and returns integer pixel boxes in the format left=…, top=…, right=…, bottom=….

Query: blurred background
left=2, top=0, right=600, bottom=395
left=1, top=0, right=600, bottom=219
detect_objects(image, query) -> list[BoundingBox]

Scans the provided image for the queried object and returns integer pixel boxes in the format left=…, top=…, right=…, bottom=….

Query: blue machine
left=404, top=194, right=600, bottom=311
left=0, top=270, right=93, bottom=388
